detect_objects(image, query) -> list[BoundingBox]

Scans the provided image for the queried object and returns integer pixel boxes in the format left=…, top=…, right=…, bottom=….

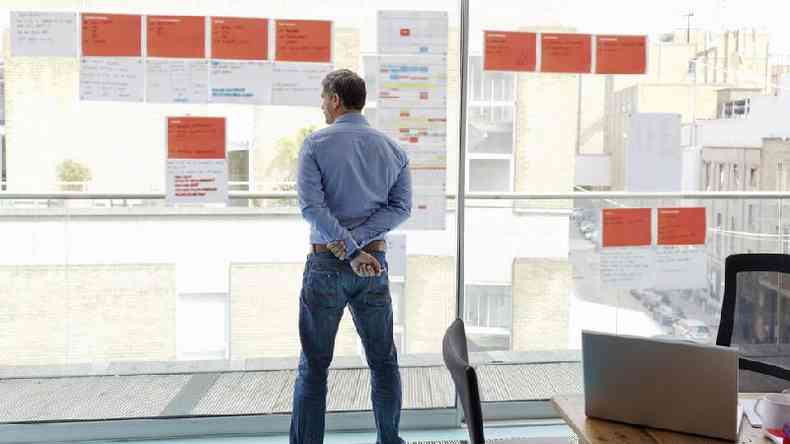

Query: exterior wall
left=404, top=255, right=455, bottom=354
left=516, top=72, right=578, bottom=193
left=511, top=258, right=570, bottom=351
left=0, top=264, right=176, bottom=366
left=608, top=84, right=723, bottom=190
left=758, top=138, right=790, bottom=192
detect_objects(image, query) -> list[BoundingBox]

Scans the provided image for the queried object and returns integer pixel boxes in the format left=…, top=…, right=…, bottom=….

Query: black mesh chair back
left=442, top=318, right=485, bottom=444
left=717, top=254, right=790, bottom=391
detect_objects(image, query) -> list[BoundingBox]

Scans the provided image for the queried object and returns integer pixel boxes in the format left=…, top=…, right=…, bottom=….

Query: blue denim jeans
left=290, top=251, right=405, bottom=444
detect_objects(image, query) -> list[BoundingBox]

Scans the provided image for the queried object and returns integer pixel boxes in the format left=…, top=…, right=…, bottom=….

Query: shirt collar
left=334, top=112, right=368, bottom=125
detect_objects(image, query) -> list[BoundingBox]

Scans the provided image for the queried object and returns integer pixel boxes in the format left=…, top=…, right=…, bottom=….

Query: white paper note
left=80, top=57, right=144, bottom=102
left=147, top=59, right=208, bottom=104
left=166, top=159, right=228, bottom=205
left=378, top=56, right=447, bottom=107
left=377, top=10, right=448, bottom=55
left=654, top=247, right=707, bottom=290
left=209, top=60, right=272, bottom=105
left=11, top=11, right=77, bottom=57
left=601, top=248, right=657, bottom=289
left=271, top=62, right=333, bottom=107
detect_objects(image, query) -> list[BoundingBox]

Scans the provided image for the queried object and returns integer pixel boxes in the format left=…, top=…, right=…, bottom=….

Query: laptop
left=582, top=330, right=743, bottom=441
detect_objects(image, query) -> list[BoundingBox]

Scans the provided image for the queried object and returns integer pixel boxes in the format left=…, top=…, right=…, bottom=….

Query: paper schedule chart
left=377, top=10, right=448, bottom=55
left=377, top=56, right=447, bottom=107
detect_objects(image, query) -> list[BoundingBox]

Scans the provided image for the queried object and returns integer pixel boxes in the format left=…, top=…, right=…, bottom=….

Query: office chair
left=717, top=254, right=790, bottom=391
left=442, top=319, right=577, bottom=444
left=443, top=318, right=485, bottom=444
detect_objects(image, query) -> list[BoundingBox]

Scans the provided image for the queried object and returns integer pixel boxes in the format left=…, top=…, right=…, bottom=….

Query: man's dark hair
left=322, top=69, right=366, bottom=111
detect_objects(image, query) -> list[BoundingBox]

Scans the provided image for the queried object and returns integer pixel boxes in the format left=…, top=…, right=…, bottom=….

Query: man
left=291, top=69, right=412, bottom=444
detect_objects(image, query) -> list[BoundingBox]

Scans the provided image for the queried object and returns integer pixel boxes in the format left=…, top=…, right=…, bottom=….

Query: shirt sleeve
left=350, top=156, right=412, bottom=247
left=297, top=137, right=361, bottom=257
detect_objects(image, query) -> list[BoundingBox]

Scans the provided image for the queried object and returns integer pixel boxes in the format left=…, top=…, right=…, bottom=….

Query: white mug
left=755, top=393, right=790, bottom=439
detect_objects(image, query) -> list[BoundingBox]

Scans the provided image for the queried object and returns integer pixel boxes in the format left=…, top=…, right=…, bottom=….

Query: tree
left=56, top=160, right=92, bottom=191
left=262, top=125, right=316, bottom=208
left=265, top=125, right=316, bottom=186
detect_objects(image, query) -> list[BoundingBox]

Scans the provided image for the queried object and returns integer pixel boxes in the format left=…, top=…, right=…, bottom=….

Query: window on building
left=779, top=162, right=790, bottom=191
left=718, top=163, right=729, bottom=191
left=716, top=212, right=723, bottom=255
left=467, top=56, right=515, bottom=193
left=750, top=167, right=759, bottom=190
left=177, top=293, right=229, bottom=361
left=730, top=216, right=736, bottom=251
left=464, top=284, right=512, bottom=352
left=733, top=164, right=740, bottom=190
left=702, top=162, right=713, bottom=191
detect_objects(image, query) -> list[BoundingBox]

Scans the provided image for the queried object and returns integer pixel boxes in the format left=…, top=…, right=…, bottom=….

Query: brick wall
left=511, top=258, right=571, bottom=351
left=0, top=264, right=176, bottom=366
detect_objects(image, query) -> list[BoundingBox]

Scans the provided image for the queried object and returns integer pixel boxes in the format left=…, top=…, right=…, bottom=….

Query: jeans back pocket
left=302, top=270, right=341, bottom=308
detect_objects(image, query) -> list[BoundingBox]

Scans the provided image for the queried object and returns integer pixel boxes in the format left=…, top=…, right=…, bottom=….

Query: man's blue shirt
left=297, top=112, right=412, bottom=258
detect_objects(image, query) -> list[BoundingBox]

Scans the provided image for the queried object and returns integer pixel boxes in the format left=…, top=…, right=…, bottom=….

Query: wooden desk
left=552, top=394, right=768, bottom=444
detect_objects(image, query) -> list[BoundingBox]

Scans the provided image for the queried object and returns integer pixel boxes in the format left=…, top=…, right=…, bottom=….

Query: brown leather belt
left=311, top=239, right=386, bottom=254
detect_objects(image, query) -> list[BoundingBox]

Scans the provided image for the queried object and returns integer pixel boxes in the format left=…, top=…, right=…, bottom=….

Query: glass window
left=468, top=106, right=514, bottom=154
left=464, top=284, right=512, bottom=352
left=469, top=158, right=511, bottom=191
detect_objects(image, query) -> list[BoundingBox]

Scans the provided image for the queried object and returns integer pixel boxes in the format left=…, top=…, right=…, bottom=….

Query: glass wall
left=1, top=0, right=790, bottom=432
left=464, top=0, right=790, bottom=406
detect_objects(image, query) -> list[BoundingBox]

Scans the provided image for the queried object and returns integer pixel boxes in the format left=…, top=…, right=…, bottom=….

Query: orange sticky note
left=657, top=208, right=706, bottom=245
left=167, top=117, right=226, bottom=160
left=147, top=16, right=205, bottom=58
left=81, top=13, right=142, bottom=57
left=540, top=33, right=591, bottom=74
left=211, top=17, right=268, bottom=60
left=484, top=31, right=536, bottom=72
left=602, top=208, right=651, bottom=247
left=596, top=35, right=647, bottom=75
left=275, top=19, right=332, bottom=63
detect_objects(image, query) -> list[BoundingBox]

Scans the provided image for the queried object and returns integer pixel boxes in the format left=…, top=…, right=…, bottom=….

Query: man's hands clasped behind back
left=326, top=240, right=383, bottom=277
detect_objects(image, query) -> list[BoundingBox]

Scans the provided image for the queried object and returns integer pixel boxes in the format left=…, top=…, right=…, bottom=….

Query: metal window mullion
left=455, top=0, right=471, bottom=428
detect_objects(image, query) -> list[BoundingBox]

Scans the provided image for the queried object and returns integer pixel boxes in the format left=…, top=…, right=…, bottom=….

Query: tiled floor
left=0, top=363, right=582, bottom=421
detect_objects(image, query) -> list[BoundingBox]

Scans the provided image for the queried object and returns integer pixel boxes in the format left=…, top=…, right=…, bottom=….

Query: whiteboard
left=11, top=11, right=77, bottom=57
